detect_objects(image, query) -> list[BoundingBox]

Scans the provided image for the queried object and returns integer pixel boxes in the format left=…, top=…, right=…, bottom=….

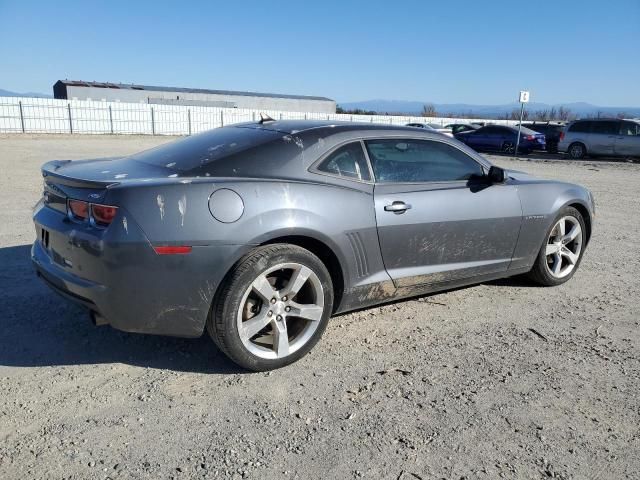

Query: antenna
left=258, top=113, right=276, bottom=124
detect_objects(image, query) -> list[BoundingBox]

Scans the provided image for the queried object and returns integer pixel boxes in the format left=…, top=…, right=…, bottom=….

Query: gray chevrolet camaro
left=32, top=120, right=595, bottom=370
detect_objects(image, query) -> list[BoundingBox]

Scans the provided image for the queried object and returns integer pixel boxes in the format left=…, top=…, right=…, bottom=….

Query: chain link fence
left=0, top=96, right=515, bottom=136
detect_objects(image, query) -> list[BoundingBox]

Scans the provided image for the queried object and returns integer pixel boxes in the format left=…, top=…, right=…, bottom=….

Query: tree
left=557, top=106, right=573, bottom=121
left=421, top=104, right=437, bottom=117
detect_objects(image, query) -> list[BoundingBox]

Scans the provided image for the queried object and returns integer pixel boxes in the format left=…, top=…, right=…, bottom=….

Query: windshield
left=128, top=126, right=283, bottom=172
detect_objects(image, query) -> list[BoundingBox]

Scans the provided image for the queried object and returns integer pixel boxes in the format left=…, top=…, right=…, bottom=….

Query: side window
left=592, top=121, right=619, bottom=135
left=569, top=121, right=592, bottom=133
left=365, top=139, right=484, bottom=183
left=620, top=121, right=640, bottom=136
left=316, top=142, right=371, bottom=181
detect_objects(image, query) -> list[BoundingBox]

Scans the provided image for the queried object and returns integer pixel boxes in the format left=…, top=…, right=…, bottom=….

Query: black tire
left=527, top=206, right=586, bottom=286
left=207, top=244, right=333, bottom=371
left=567, top=142, right=586, bottom=159
left=502, top=141, right=515, bottom=154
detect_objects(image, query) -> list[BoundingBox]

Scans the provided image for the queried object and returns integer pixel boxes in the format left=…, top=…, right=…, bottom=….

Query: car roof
left=235, top=119, right=422, bottom=135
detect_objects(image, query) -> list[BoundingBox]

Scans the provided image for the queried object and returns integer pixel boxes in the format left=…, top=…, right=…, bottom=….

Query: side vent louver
left=346, top=232, right=369, bottom=278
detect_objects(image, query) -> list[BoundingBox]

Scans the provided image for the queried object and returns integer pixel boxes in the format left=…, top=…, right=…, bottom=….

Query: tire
left=207, top=244, right=333, bottom=371
left=527, top=206, right=586, bottom=286
left=502, top=141, right=515, bottom=154
left=568, top=142, right=586, bottom=159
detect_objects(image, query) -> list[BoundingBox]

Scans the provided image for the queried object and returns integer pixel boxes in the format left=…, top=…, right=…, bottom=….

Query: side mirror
left=487, top=166, right=506, bottom=183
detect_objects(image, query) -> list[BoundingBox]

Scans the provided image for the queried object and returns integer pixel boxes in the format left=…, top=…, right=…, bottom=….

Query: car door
left=615, top=121, right=640, bottom=157
left=367, top=138, right=522, bottom=288
left=589, top=120, right=619, bottom=155
left=468, top=127, right=492, bottom=150
left=493, top=126, right=514, bottom=151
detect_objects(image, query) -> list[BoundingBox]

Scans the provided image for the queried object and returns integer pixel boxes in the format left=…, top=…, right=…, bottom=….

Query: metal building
left=53, top=80, right=336, bottom=114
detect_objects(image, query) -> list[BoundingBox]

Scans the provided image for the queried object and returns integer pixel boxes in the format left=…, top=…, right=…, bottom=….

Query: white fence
left=0, top=96, right=516, bottom=136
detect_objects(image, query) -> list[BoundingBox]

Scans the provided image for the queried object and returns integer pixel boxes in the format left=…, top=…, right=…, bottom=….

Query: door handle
left=384, top=201, right=412, bottom=213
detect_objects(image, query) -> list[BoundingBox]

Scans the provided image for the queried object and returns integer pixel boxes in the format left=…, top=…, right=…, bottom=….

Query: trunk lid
left=42, top=157, right=171, bottom=207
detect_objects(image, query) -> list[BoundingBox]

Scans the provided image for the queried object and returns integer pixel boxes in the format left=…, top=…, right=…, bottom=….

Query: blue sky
left=0, top=0, right=638, bottom=106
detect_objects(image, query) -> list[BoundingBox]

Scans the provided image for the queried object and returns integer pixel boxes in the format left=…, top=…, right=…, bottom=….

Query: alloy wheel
left=236, top=263, right=324, bottom=359
left=544, top=215, right=583, bottom=278
left=569, top=144, right=585, bottom=159
left=503, top=142, right=515, bottom=154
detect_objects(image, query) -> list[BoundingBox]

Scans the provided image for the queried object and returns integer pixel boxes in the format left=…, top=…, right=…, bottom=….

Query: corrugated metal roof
left=55, top=80, right=334, bottom=102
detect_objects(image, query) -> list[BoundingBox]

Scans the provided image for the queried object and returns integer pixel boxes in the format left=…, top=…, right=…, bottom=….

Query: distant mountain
left=0, top=88, right=51, bottom=98
left=339, top=99, right=640, bottom=118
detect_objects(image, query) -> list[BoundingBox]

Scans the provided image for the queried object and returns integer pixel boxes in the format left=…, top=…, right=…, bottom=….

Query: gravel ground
left=1, top=134, right=638, bottom=480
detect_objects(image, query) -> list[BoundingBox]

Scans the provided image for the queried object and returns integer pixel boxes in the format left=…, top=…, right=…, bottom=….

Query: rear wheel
left=207, top=244, right=333, bottom=371
left=502, top=141, right=515, bottom=154
left=568, top=142, right=586, bottom=159
left=527, top=207, right=586, bottom=286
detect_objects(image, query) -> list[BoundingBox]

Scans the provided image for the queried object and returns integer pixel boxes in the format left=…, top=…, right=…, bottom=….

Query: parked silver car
left=558, top=118, right=640, bottom=159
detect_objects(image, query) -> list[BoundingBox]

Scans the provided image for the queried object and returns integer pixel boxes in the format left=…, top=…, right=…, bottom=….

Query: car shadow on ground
left=0, top=244, right=242, bottom=374
left=1, top=244, right=539, bottom=373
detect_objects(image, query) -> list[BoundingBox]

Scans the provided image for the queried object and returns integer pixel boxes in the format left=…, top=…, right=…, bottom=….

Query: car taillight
left=559, top=132, right=565, bottom=140
left=91, top=204, right=118, bottom=225
left=68, top=199, right=89, bottom=220
left=525, top=135, right=535, bottom=141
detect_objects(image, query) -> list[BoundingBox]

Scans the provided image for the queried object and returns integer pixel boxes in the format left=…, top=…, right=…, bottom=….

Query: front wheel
left=207, top=244, right=333, bottom=371
left=527, top=207, right=586, bottom=286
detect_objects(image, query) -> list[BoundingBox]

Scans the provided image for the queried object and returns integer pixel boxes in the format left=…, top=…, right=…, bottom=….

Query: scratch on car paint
left=354, top=281, right=396, bottom=303
left=166, top=162, right=176, bottom=168
left=122, top=216, right=128, bottom=234
left=168, top=173, right=178, bottom=178
left=197, top=288, right=209, bottom=304
left=293, top=137, right=304, bottom=149
left=156, top=194, right=165, bottom=220
left=157, top=306, right=201, bottom=324
left=178, top=195, right=187, bottom=226
left=180, top=179, right=192, bottom=184
left=282, top=135, right=293, bottom=143
left=100, top=170, right=110, bottom=174
left=114, top=173, right=128, bottom=179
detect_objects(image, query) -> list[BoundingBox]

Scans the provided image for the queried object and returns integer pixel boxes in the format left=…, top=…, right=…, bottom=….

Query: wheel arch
left=260, top=234, right=345, bottom=312
left=209, top=231, right=346, bottom=320
left=568, top=201, right=592, bottom=245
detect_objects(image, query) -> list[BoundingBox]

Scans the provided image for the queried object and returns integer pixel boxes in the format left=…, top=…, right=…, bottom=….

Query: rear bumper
left=32, top=203, right=251, bottom=338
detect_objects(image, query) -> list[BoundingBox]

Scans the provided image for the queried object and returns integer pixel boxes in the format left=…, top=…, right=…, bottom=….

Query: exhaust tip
left=90, top=311, right=108, bottom=327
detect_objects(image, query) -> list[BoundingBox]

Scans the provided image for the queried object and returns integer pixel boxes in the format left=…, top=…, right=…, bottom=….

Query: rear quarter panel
left=105, top=178, right=390, bottom=314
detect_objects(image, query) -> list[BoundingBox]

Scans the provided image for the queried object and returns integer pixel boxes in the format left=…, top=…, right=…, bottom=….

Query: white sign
left=519, top=91, right=530, bottom=103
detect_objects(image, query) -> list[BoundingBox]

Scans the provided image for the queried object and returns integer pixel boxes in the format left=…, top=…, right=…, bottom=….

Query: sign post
left=514, top=90, right=530, bottom=156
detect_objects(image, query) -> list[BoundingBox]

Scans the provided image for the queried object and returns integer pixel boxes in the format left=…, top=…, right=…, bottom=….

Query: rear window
left=128, top=127, right=283, bottom=172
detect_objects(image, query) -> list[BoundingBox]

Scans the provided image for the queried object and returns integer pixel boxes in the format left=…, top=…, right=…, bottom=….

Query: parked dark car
left=455, top=125, right=546, bottom=154
left=32, top=120, right=593, bottom=371
left=521, top=122, right=566, bottom=153
left=445, top=123, right=479, bottom=135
